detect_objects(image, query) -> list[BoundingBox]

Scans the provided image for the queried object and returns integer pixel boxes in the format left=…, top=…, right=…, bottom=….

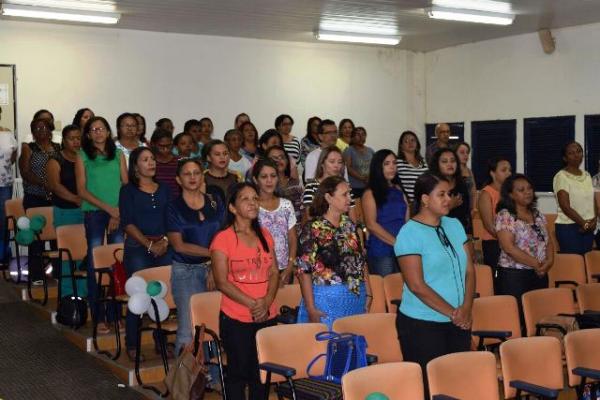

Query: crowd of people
left=0, top=107, right=596, bottom=398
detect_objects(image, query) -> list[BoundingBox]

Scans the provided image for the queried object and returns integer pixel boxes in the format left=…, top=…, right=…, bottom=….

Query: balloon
left=128, top=292, right=151, bottom=315
left=156, top=281, right=168, bottom=299
left=16, top=229, right=35, bottom=246
left=29, top=214, right=47, bottom=232
left=365, top=393, right=389, bottom=400
left=148, top=298, right=169, bottom=322
left=16, top=216, right=30, bottom=230
left=125, top=276, right=147, bottom=296
left=146, top=280, right=161, bottom=297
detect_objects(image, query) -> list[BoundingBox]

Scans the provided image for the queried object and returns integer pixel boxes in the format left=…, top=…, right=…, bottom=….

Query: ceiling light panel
left=432, top=0, right=512, bottom=14
left=5, top=0, right=116, bottom=12
left=2, top=4, right=120, bottom=23
left=429, top=6, right=514, bottom=25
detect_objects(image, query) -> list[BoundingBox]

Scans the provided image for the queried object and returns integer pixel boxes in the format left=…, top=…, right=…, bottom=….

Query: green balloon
left=29, top=214, right=47, bottom=232
left=365, top=393, right=389, bottom=400
left=146, top=280, right=162, bottom=297
left=16, top=229, right=35, bottom=246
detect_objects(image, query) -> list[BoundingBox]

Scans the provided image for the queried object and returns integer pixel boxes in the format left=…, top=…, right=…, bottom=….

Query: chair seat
left=276, top=378, right=342, bottom=400
left=149, top=320, right=177, bottom=332
left=42, top=250, right=59, bottom=258
left=115, top=294, right=129, bottom=302
left=73, top=270, right=87, bottom=278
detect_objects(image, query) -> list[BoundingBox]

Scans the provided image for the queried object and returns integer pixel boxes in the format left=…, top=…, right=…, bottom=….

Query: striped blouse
left=302, top=179, right=356, bottom=208
left=283, top=136, right=301, bottom=163
left=396, top=158, right=428, bottom=203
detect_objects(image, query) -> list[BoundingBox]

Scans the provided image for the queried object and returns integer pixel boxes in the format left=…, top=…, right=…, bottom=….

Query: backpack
left=307, top=331, right=368, bottom=384
left=56, top=296, right=88, bottom=329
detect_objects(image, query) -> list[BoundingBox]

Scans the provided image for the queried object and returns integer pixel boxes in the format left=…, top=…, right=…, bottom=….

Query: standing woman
left=553, top=141, right=596, bottom=254
left=362, top=150, right=409, bottom=276
left=275, top=114, right=301, bottom=164
left=300, top=116, right=321, bottom=169
left=151, top=128, right=179, bottom=198
left=297, top=176, right=372, bottom=329
left=343, top=127, right=374, bottom=199
left=240, top=121, right=259, bottom=160
left=198, top=117, right=214, bottom=146
left=454, top=142, right=476, bottom=213
left=47, top=125, right=84, bottom=296
left=336, top=118, right=355, bottom=152
left=115, top=113, right=143, bottom=166
left=394, top=173, right=475, bottom=392
left=119, top=147, right=172, bottom=360
left=253, top=159, right=297, bottom=286
left=266, top=145, right=303, bottom=223
left=75, top=116, right=127, bottom=334
left=202, top=140, right=239, bottom=202
left=167, top=158, right=224, bottom=355
left=430, top=148, right=472, bottom=236
left=478, top=157, right=512, bottom=272
left=496, top=174, right=553, bottom=326
left=132, top=113, right=147, bottom=144
left=72, top=108, right=94, bottom=130
left=234, top=113, right=250, bottom=130
left=210, top=182, right=279, bottom=400
left=396, top=130, right=428, bottom=205
left=0, top=107, right=17, bottom=262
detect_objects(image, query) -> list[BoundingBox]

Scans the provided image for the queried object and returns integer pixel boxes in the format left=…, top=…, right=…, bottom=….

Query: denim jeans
left=0, top=186, right=12, bottom=261
left=84, top=210, right=124, bottom=323
left=170, top=260, right=208, bottom=355
left=367, top=256, right=399, bottom=277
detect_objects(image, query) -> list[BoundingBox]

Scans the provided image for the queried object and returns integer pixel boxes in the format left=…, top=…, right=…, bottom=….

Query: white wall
left=424, top=22, right=600, bottom=212
left=0, top=20, right=424, bottom=152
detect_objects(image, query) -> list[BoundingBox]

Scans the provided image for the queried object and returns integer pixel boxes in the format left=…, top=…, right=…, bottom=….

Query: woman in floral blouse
left=296, top=175, right=372, bottom=329
left=496, top=174, right=553, bottom=327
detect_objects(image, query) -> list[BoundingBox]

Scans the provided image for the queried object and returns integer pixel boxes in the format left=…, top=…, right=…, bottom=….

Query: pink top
left=480, top=185, right=500, bottom=241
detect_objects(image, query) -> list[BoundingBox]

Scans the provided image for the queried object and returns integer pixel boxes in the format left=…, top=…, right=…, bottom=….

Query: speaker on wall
left=538, top=29, right=555, bottom=54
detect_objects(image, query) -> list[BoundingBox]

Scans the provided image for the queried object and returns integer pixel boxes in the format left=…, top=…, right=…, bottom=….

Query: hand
left=450, top=194, right=463, bottom=209
left=150, top=238, right=168, bottom=257
left=307, top=306, right=326, bottom=323
left=108, top=206, right=120, bottom=220
left=206, top=270, right=215, bottom=291
left=107, top=217, right=120, bottom=233
left=586, top=219, right=597, bottom=233
left=537, top=258, right=553, bottom=276
left=74, top=196, right=83, bottom=207
left=451, top=305, right=472, bottom=330
left=365, top=295, right=373, bottom=313
left=250, top=297, right=269, bottom=322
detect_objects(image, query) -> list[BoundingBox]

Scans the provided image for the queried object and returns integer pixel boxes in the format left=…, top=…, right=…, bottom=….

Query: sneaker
left=32, top=280, right=44, bottom=286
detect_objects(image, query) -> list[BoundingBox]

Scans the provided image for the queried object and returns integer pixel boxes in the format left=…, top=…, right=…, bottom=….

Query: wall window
left=585, top=115, right=600, bottom=175
left=471, top=119, right=517, bottom=189
left=524, top=116, right=575, bottom=192
left=425, top=122, right=464, bottom=147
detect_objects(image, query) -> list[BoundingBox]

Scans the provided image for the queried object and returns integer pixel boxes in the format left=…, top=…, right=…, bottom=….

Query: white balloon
left=128, top=292, right=151, bottom=315
left=156, top=280, right=168, bottom=299
left=147, top=298, right=170, bottom=322
left=16, top=216, right=30, bottom=230
left=125, top=276, right=147, bottom=296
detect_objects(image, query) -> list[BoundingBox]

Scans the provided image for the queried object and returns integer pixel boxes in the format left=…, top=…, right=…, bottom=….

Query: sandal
left=126, top=349, right=145, bottom=362
left=96, top=323, right=110, bottom=335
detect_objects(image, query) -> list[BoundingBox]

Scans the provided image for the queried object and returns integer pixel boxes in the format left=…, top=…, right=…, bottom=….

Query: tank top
left=52, top=154, right=79, bottom=209
left=367, top=187, right=407, bottom=257
left=23, top=142, right=60, bottom=198
left=480, top=185, right=500, bottom=241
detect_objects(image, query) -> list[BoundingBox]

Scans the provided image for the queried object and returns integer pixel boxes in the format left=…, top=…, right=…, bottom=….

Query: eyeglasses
left=90, top=127, right=107, bottom=133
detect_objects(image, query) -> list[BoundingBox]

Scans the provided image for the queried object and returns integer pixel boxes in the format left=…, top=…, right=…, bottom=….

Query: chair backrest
left=584, top=251, right=600, bottom=284
left=368, top=274, right=386, bottom=313
left=4, top=198, right=24, bottom=230
left=189, top=291, right=222, bottom=339
left=274, top=284, right=301, bottom=309
left=133, top=265, right=175, bottom=309
left=342, top=362, right=423, bottom=400
left=471, top=295, right=521, bottom=346
left=472, top=218, right=485, bottom=240
left=332, top=313, right=402, bottom=363
left=92, top=243, right=124, bottom=269
left=256, top=323, right=328, bottom=383
left=575, top=283, right=600, bottom=313
left=522, top=287, right=576, bottom=337
left=500, top=336, right=564, bottom=399
left=383, top=273, right=403, bottom=314
left=544, top=214, right=559, bottom=252
left=548, top=253, right=587, bottom=288
left=427, top=351, right=499, bottom=400
left=26, top=206, right=55, bottom=241
left=475, top=264, right=494, bottom=297
left=564, top=328, right=600, bottom=387
left=56, top=224, right=87, bottom=261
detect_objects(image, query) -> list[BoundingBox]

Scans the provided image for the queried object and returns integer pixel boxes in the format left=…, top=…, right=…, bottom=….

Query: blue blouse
left=166, top=193, right=224, bottom=264
left=367, top=187, right=407, bottom=258
left=119, top=183, right=170, bottom=246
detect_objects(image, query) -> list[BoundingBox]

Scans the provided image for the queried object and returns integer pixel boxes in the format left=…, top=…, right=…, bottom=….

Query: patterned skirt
left=297, top=283, right=366, bottom=330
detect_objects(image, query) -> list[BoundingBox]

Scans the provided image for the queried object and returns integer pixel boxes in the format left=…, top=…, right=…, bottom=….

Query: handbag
left=277, top=305, right=299, bottom=324
left=56, top=296, right=88, bottom=329
left=111, top=248, right=126, bottom=297
left=306, top=331, right=367, bottom=384
left=165, top=324, right=208, bottom=400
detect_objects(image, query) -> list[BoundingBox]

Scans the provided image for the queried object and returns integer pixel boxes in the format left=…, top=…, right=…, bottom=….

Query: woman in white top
left=553, top=141, right=596, bottom=254
left=0, top=106, right=17, bottom=261
left=114, top=112, right=144, bottom=166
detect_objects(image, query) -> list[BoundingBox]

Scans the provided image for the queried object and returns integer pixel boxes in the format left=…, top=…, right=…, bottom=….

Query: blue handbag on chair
left=306, top=331, right=368, bottom=384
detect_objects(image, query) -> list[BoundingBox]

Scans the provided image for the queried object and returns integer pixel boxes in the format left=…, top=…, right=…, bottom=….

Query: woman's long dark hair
left=224, top=182, right=270, bottom=253
left=252, top=159, right=281, bottom=197
left=258, top=129, right=282, bottom=158
left=305, top=116, right=321, bottom=142
left=72, top=108, right=93, bottom=128
left=496, top=174, right=538, bottom=216
left=128, top=147, right=155, bottom=187
left=397, top=131, right=424, bottom=164
left=82, top=116, right=117, bottom=160
left=309, top=175, right=346, bottom=217
left=240, top=121, right=259, bottom=148
left=265, top=145, right=291, bottom=178
left=413, top=173, right=448, bottom=215
left=429, top=148, right=465, bottom=198
left=368, top=149, right=402, bottom=208
left=484, top=156, right=511, bottom=186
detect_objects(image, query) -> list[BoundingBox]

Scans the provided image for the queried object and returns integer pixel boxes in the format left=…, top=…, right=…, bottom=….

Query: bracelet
left=147, top=240, right=154, bottom=254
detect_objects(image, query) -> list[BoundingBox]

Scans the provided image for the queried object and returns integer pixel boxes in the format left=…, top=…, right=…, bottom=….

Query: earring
left=424, top=202, right=429, bottom=208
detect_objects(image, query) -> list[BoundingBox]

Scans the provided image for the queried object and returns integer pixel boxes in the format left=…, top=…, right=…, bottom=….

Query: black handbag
left=56, top=296, right=88, bottom=328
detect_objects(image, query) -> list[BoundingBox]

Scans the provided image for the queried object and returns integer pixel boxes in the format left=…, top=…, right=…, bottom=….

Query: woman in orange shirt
left=210, top=182, right=279, bottom=400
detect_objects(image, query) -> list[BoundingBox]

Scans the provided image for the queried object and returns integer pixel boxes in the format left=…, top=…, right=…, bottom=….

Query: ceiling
left=2, top=0, right=600, bottom=51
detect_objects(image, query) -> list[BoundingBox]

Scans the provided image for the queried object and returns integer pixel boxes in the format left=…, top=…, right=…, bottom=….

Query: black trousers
left=396, top=312, right=471, bottom=396
left=482, top=240, right=501, bottom=291
left=496, top=267, right=548, bottom=335
left=220, top=312, right=276, bottom=400
left=23, top=194, right=56, bottom=281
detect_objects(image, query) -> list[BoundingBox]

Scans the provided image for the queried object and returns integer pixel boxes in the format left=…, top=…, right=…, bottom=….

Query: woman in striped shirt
left=396, top=130, right=428, bottom=205
left=276, top=114, right=301, bottom=164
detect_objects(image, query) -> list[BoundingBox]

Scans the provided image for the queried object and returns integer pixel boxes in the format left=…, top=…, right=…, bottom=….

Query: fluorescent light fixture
left=432, top=0, right=512, bottom=14
left=6, top=0, right=116, bottom=12
left=428, top=6, right=514, bottom=25
left=319, top=19, right=398, bottom=36
left=1, top=3, right=120, bottom=24
left=316, top=30, right=401, bottom=45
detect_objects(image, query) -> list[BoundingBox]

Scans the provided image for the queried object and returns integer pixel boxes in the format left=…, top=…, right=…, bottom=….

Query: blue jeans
left=170, top=260, right=208, bottom=355
left=367, top=255, right=399, bottom=277
left=0, top=186, right=12, bottom=261
left=555, top=223, right=594, bottom=255
left=124, top=240, right=172, bottom=350
left=84, top=210, right=124, bottom=323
